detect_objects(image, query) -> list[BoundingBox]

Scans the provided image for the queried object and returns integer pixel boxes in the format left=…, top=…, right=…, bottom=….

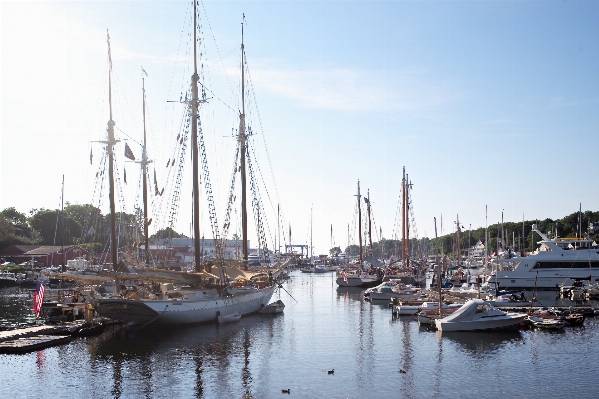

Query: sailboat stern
left=94, top=298, right=161, bottom=325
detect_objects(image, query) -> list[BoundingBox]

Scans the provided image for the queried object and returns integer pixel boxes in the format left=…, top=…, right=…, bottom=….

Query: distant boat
left=0, top=272, right=18, bottom=288
left=336, top=181, right=382, bottom=288
left=486, top=224, right=599, bottom=290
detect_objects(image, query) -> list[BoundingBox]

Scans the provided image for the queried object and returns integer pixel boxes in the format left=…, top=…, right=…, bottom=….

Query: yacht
left=486, top=224, right=599, bottom=290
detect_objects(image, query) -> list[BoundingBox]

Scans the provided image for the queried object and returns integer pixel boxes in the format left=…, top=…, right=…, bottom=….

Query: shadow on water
left=436, top=329, right=523, bottom=358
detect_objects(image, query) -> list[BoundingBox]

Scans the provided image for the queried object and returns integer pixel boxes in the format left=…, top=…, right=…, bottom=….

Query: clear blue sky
left=2, top=1, right=598, bottom=255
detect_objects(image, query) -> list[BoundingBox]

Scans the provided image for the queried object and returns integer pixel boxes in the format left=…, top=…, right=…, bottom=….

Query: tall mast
left=141, top=71, right=150, bottom=268
left=106, top=31, right=119, bottom=271
left=356, top=180, right=363, bottom=267
left=191, top=2, right=202, bottom=272
left=310, top=206, right=313, bottom=260
left=61, top=174, right=65, bottom=268
left=406, top=174, right=410, bottom=268
left=401, top=166, right=407, bottom=267
left=239, top=21, right=249, bottom=263
left=456, top=214, right=461, bottom=269
left=366, top=189, right=373, bottom=253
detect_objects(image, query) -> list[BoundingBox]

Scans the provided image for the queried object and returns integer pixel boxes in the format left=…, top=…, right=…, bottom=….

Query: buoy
left=328, top=369, right=334, bottom=374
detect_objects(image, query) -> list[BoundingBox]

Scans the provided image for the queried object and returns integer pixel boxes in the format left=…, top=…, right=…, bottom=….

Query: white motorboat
left=435, top=299, right=526, bottom=332
left=259, top=299, right=285, bottom=314
left=365, top=280, right=423, bottom=301
left=486, top=224, right=599, bottom=290
left=484, top=293, right=531, bottom=308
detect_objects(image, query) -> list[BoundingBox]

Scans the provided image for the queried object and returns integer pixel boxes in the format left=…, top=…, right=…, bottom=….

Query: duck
left=282, top=389, right=290, bottom=394
left=328, top=369, right=334, bottom=374
left=399, top=369, right=407, bottom=374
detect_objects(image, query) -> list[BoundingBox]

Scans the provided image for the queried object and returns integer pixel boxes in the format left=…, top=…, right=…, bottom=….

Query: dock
left=0, top=325, right=72, bottom=354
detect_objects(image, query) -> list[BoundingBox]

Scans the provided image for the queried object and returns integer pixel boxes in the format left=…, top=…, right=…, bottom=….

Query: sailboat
left=94, top=7, right=275, bottom=325
left=336, top=181, right=382, bottom=288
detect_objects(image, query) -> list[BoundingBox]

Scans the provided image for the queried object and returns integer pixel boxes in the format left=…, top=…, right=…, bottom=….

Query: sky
left=2, top=0, right=599, bottom=256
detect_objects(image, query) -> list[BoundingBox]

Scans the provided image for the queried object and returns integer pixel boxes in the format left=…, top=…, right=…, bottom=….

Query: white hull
left=94, top=285, right=276, bottom=325
left=435, top=298, right=527, bottom=332
left=436, top=314, right=526, bottom=331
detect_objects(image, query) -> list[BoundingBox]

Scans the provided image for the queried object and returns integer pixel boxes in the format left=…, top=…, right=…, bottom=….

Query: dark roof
left=18, top=245, right=83, bottom=255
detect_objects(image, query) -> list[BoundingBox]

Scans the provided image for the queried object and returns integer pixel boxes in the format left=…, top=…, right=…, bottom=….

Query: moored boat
left=435, top=299, right=526, bottom=332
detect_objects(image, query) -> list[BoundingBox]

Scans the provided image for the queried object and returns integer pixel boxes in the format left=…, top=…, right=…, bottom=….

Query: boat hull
left=336, top=276, right=382, bottom=288
left=435, top=314, right=526, bottom=332
left=94, top=285, right=276, bottom=325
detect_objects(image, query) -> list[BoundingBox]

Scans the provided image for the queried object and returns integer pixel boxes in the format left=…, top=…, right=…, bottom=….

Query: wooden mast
left=239, top=21, right=249, bottom=266
left=356, top=180, right=363, bottom=267
left=366, top=189, right=373, bottom=254
left=191, top=2, right=202, bottom=272
left=141, top=71, right=151, bottom=268
left=106, top=31, right=119, bottom=271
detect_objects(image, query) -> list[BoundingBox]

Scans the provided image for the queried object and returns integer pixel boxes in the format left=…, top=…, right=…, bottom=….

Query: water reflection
left=437, top=330, right=523, bottom=358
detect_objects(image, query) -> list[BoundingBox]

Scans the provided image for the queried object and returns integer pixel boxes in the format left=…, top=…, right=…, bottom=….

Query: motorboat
left=527, top=316, right=566, bottom=330
left=484, top=293, right=531, bottom=308
left=0, top=272, right=18, bottom=287
left=259, top=299, right=285, bottom=314
left=486, top=224, right=599, bottom=290
left=366, top=280, right=424, bottom=301
left=336, top=269, right=382, bottom=288
left=435, top=299, right=526, bottom=332
left=394, top=301, right=461, bottom=316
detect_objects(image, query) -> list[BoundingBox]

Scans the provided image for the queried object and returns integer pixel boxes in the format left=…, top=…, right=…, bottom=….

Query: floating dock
left=0, top=325, right=72, bottom=354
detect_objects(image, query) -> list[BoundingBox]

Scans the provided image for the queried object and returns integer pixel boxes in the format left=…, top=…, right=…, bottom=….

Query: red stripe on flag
left=34, top=282, right=45, bottom=318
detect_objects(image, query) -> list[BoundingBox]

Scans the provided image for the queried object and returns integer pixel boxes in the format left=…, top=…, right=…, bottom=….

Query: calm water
left=2, top=272, right=599, bottom=399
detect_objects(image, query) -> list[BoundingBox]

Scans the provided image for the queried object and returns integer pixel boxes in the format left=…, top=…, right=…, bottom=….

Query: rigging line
left=243, top=58, right=282, bottom=209
left=114, top=126, right=142, bottom=147
left=200, top=0, right=238, bottom=106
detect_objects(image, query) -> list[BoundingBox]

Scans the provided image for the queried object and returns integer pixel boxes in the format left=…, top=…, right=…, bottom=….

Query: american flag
left=343, top=270, right=347, bottom=283
left=34, top=281, right=45, bottom=318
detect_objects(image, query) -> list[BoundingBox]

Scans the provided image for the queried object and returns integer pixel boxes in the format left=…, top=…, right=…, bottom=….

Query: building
left=469, top=240, right=486, bottom=258
left=0, top=245, right=92, bottom=267
left=153, top=237, right=253, bottom=262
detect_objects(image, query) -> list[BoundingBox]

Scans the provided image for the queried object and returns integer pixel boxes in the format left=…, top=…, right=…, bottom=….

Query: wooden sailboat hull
left=94, top=285, right=276, bottom=325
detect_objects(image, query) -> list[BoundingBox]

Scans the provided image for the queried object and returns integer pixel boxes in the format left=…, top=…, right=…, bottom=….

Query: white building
left=470, top=240, right=486, bottom=258
left=153, top=237, right=252, bottom=261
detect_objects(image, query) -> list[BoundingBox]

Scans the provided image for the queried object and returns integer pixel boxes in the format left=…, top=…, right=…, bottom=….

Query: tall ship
left=94, top=5, right=275, bottom=325
left=486, top=224, right=599, bottom=290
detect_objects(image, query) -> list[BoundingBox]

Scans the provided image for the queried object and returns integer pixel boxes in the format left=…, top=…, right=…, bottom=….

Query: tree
left=329, top=246, right=341, bottom=256
left=151, top=227, right=184, bottom=240
left=29, top=208, right=82, bottom=245
left=2, top=207, right=28, bottom=228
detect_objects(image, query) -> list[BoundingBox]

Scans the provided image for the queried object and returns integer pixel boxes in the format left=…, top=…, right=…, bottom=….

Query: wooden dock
left=0, top=325, right=73, bottom=354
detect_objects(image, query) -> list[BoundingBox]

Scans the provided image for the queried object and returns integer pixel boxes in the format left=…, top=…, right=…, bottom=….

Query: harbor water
left=2, top=271, right=599, bottom=398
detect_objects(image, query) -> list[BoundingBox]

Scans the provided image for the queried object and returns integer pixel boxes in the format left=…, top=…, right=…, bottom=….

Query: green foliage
left=329, top=246, right=342, bottom=256
left=151, top=227, right=184, bottom=239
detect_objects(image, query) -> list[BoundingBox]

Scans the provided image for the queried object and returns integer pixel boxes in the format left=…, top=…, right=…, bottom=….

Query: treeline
left=337, top=211, right=599, bottom=259
left=0, top=205, right=185, bottom=253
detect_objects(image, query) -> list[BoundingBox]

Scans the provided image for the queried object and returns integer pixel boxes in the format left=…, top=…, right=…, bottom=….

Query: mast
left=456, top=215, right=461, bottom=270
left=141, top=70, right=151, bottom=268
left=310, top=206, right=313, bottom=261
left=190, top=2, right=202, bottom=272
left=61, top=174, right=65, bottom=269
left=366, top=191, right=372, bottom=253
left=239, top=21, right=249, bottom=264
left=401, top=166, right=407, bottom=267
left=356, top=181, right=363, bottom=267
left=106, top=31, right=119, bottom=271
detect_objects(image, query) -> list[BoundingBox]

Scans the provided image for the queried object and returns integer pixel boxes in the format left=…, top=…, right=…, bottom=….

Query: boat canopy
left=441, top=299, right=499, bottom=322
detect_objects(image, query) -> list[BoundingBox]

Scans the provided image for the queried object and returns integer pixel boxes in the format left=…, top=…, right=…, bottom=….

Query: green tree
left=151, top=227, right=184, bottom=239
